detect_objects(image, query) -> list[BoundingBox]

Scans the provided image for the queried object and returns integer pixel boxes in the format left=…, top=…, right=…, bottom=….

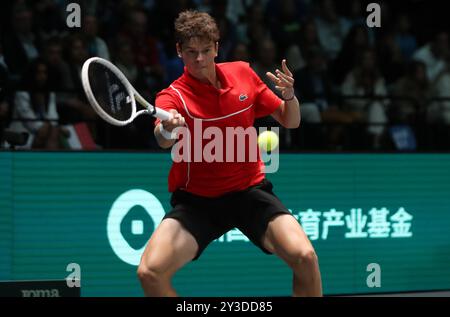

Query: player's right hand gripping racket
left=81, top=57, right=172, bottom=126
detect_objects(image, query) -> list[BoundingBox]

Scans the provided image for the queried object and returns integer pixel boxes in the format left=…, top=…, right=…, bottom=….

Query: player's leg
left=234, top=179, right=322, bottom=296
left=137, top=218, right=198, bottom=297
left=262, top=214, right=322, bottom=297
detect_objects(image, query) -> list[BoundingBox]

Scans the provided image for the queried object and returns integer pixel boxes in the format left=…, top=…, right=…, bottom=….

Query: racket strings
left=87, top=63, right=133, bottom=121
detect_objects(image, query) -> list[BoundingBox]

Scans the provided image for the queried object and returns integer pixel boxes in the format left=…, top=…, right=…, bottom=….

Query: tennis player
left=137, top=10, right=323, bottom=297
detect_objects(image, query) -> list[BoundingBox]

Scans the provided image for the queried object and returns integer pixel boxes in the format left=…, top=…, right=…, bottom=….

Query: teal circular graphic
left=107, top=189, right=165, bottom=266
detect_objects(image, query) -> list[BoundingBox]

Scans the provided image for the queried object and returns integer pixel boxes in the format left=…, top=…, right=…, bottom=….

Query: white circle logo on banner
left=107, top=189, right=165, bottom=266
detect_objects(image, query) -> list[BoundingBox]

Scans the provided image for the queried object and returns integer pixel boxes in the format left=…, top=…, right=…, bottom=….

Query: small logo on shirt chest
left=239, top=94, right=248, bottom=102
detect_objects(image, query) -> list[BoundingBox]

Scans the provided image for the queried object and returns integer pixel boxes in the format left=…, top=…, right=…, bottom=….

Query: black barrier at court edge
left=0, top=280, right=80, bottom=297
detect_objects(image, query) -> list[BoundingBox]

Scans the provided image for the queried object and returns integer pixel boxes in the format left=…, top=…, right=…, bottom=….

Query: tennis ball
left=258, top=130, right=279, bottom=152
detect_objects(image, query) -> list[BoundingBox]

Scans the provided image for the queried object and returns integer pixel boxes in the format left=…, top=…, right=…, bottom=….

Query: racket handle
left=135, top=93, right=173, bottom=121
left=154, top=108, right=173, bottom=121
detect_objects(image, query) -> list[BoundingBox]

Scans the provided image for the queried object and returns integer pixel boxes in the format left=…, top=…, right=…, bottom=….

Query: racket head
left=81, top=57, right=136, bottom=126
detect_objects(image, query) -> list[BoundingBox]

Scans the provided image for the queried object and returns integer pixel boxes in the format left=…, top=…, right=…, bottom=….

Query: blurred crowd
left=1, top=0, right=450, bottom=151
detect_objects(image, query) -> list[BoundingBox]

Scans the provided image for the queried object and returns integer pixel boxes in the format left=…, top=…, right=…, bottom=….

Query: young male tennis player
left=137, top=10, right=322, bottom=297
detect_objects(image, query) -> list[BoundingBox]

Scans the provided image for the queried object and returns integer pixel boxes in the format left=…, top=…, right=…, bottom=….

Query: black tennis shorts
left=163, top=178, right=292, bottom=260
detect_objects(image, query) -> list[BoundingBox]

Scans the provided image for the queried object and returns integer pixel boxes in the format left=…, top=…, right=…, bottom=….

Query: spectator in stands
left=226, top=0, right=256, bottom=25
left=0, top=41, right=11, bottom=145
left=211, top=1, right=237, bottom=63
left=376, top=32, right=406, bottom=87
left=229, top=42, right=250, bottom=62
left=331, top=24, right=370, bottom=85
left=117, top=7, right=165, bottom=89
left=292, top=45, right=327, bottom=149
left=393, top=13, right=417, bottom=61
left=341, top=0, right=375, bottom=43
left=83, top=14, right=111, bottom=60
left=41, top=36, right=72, bottom=92
left=428, top=65, right=450, bottom=131
left=114, top=7, right=167, bottom=99
left=341, top=48, right=388, bottom=149
left=389, top=60, right=431, bottom=150
left=251, top=38, right=280, bottom=95
left=268, top=0, right=303, bottom=57
left=8, top=59, right=68, bottom=149
left=314, top=0, right=348, bottom=60
left=413, top=31, right=449, bottom=82
left=158, top=33, right=185, bottom=86
left=226, top=0, right=269, bottom=43
left=114, top=40, right=140, bottom=86
left=295, top=45, right=360, bottom=150
left=286, top=19, right=325, bottom=74
left=294, top=46, right=331, bottom=125
left=391, top=61, right=429, bottom=125
left=246, top=2, right=270, bottom=55
left=2, top=3, right=41, bottom=82
left=60, top=33, right=97, bottom=124
left=31, top=0, right=66, bottom=41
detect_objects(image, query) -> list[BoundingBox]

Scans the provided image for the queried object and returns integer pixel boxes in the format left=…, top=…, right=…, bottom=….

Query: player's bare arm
left=266, top=59, right=301, bottom=129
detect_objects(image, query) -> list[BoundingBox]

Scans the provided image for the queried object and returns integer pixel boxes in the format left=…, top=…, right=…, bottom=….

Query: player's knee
left=301, top=249, right=319, bottom=265
left=137, top=263, right=165, bottom=285
left=291, top=248, right=318, bottom=268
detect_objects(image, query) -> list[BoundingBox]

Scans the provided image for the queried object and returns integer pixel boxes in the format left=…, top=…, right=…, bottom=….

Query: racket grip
left=154, top=108, right=173, bottom=121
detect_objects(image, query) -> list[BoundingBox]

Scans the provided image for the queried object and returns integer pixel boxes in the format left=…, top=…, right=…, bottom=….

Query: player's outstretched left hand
left=266, top=59, right=295, bottom=101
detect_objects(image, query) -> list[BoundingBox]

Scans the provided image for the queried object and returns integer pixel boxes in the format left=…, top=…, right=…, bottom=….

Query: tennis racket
left=81, top=57, right=172, bottom=126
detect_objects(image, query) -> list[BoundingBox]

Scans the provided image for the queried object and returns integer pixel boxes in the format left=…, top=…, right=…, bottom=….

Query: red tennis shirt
left=155, top=61, right=282, bottom=197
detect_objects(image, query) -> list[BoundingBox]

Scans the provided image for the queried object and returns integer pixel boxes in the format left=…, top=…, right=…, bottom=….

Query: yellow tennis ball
left=258, top=130, right=279, bottom=152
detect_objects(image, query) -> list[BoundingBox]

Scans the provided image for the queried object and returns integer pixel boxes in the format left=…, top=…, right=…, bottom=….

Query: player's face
left=178, top=38, right=218, bottom=80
